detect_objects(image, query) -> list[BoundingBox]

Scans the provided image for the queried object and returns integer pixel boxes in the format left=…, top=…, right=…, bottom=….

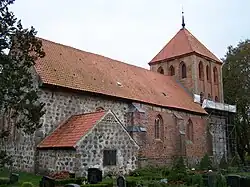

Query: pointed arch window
left=213, top=67, right=218, bottom=84
left=180, top=62, right=187, bottom=79
left=155, top=115, right=163, bottom=139
left=199, top=61, right=204, bottom=80
left=187, top=119, right=194, bottom=142
left=215, top=96, right=219, bottom=102
left=157, top=66, right=164, bottom=74
left=169, top=65, right=175, bottom=76
left=208, top=93, right=212, bottom=100
left=206, top=65, right=211, bottom=82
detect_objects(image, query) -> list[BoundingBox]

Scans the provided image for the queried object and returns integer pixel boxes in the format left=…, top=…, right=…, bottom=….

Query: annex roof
left=37, top=111, right=106, bottom=148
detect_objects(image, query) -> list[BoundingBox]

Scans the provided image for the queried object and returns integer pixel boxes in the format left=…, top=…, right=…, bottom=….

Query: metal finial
left=182, top=9, right=185, bottom=28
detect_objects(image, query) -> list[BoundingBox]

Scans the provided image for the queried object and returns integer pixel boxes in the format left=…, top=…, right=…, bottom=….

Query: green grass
left=0, top=168, right=42, bottom=187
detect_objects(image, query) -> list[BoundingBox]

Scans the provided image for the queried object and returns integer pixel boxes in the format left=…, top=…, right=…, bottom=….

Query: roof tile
left=149, top=28, right=221, bottom=64
left=35, top=38, right=206, bottom=114
left=37, top=111, right=106, bottom=148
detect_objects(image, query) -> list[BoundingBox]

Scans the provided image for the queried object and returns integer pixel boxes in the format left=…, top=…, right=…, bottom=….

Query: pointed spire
left=182, top=7, right=185, bottom=29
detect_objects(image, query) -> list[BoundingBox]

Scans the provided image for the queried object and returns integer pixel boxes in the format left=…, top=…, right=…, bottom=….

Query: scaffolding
left=194, top=95, right=237, bottom=164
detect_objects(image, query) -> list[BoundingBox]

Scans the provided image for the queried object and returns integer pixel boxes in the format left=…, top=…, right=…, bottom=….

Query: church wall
left=131, top=103, right=208, bottom=167
left=149, top=55, right=196, bottom=94
left=150, top=55, right=223, bottom=103
left=75, top=112, right=139, bottom=177
left=195, top=56, right=223, bottom=102
left=37, top=149, right=77, bottom=174
left=1, top=88, right=130, bottom=173
left=37, top=112, right=139, bottom=177
left=2, top=85, right=209, bottom=173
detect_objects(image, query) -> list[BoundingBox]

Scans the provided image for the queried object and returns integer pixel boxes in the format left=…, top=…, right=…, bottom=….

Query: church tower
left=149, top=13, right=223, bottom=103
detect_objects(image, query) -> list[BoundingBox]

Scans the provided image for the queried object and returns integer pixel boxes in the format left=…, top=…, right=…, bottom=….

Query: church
left=2, top=16, right=236, bottom=177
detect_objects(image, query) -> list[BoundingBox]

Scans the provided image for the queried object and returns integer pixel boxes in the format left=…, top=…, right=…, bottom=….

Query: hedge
left=53, top=177, right=86, bottom=185
left=81, top=184, right=109, bottom=187
left=21, top=182, right=34, bottom=187
left=0, top=177, right=9, bottom=185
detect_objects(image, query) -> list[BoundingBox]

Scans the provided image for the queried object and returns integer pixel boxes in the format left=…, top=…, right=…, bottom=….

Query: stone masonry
left=37, top=111, right=139, bottom=177
left=1, top=85, right=211, bottom=173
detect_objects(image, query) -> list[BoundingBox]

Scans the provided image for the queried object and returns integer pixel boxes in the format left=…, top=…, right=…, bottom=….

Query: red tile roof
left=37, top=111, right=106, bottom=148
left=35, top=38, right=206, bottom=114
left=149, top=28, right=222, bottom=64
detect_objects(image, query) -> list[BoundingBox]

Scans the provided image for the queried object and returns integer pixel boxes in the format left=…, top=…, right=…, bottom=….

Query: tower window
left=169, top=65, right=175, bottom=76
left=206, top=65, right=211, bottom=82
left=155, top=115, right=163, bottom=139
left=157, top=66, right=164, bottom=74
left=213, top=67, right=218, bottom=84
left=187, top=119, right=194, bottom=142
left=215, top=96, right=219, bottom=102
left=180, top=62, right=187, bottom=79
left=208, top=93, right=212, bottom=100
left=198, top=61, right=204, bottom=80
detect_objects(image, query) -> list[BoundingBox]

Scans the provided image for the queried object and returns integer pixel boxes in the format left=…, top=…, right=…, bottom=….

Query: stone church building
left=1, top=21, right=236, bottom=177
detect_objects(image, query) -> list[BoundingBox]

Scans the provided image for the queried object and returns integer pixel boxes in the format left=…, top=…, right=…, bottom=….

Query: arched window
left=200, top=92, right=204, bottom=104
left=215, top=96, right=219, bottom=102
left=199, top=61, right=204, bottom=80
left=213, top=67, right=218, bottom=84
left=169, top=65, right=175, bottom=76
left=180, top=62, right=187, bottom=79
left=208, top=93, right=212, bottom=100
left=206, top=65, right=211, bottom=82
left=157, top=66, right=164, bottom=74
left=187, top=119, right=194, bottom=142
left=155, top=115, right=163, bottom=139
left=96, top=107, right=105, bottom=112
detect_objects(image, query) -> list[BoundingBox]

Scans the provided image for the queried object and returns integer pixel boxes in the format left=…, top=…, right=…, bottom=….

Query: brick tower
left=149, top=13, right=223, bottom=103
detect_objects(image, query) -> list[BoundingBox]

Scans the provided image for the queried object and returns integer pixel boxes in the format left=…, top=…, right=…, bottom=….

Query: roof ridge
left=183, top=28, right=195, bottom=52
left=39, top=37, right=161, bottom=74
left=183, top=29, right=221, bottom=62
left=38, top=37, right=184, bottom=79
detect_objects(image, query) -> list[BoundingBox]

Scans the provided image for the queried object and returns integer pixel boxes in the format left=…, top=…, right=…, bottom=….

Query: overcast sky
left=11, top=0, right=250, bottom=69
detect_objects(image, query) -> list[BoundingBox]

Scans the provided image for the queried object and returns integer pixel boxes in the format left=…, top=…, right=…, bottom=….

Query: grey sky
left=11, top=0, right=250, bottom=69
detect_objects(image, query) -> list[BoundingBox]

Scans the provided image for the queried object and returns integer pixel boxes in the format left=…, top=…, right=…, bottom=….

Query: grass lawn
left=0, top=169, right=42, bottom=187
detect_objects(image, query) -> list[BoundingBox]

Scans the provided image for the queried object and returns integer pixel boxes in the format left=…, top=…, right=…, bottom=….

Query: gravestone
left=87, top=168, right=102, bottom=184
left=227, top=174, right=241, bottom=187
left=207, top=173, right=216, bottom=187
left=117, top=175, right=126, bottom=187
left=42, top=176, right=55, bottom=187
left=69, top=172, right=75, bottom=178
left=9, top=173, right=19, bottom=184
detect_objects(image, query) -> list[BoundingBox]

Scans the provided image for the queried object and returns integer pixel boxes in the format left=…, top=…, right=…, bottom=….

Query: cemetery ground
left=0, top=154, right=250, bottom=187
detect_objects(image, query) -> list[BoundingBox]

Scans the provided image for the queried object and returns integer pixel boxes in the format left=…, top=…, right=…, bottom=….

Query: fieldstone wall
left=38, top=149, right=77, bottom=174
left=1, top=134, right=36, bottom=171
left=1, top=88, right=130, bottom=173
left=38, top=88, right=129, bottom=137
left=76, top=112, right=139, bottom=177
